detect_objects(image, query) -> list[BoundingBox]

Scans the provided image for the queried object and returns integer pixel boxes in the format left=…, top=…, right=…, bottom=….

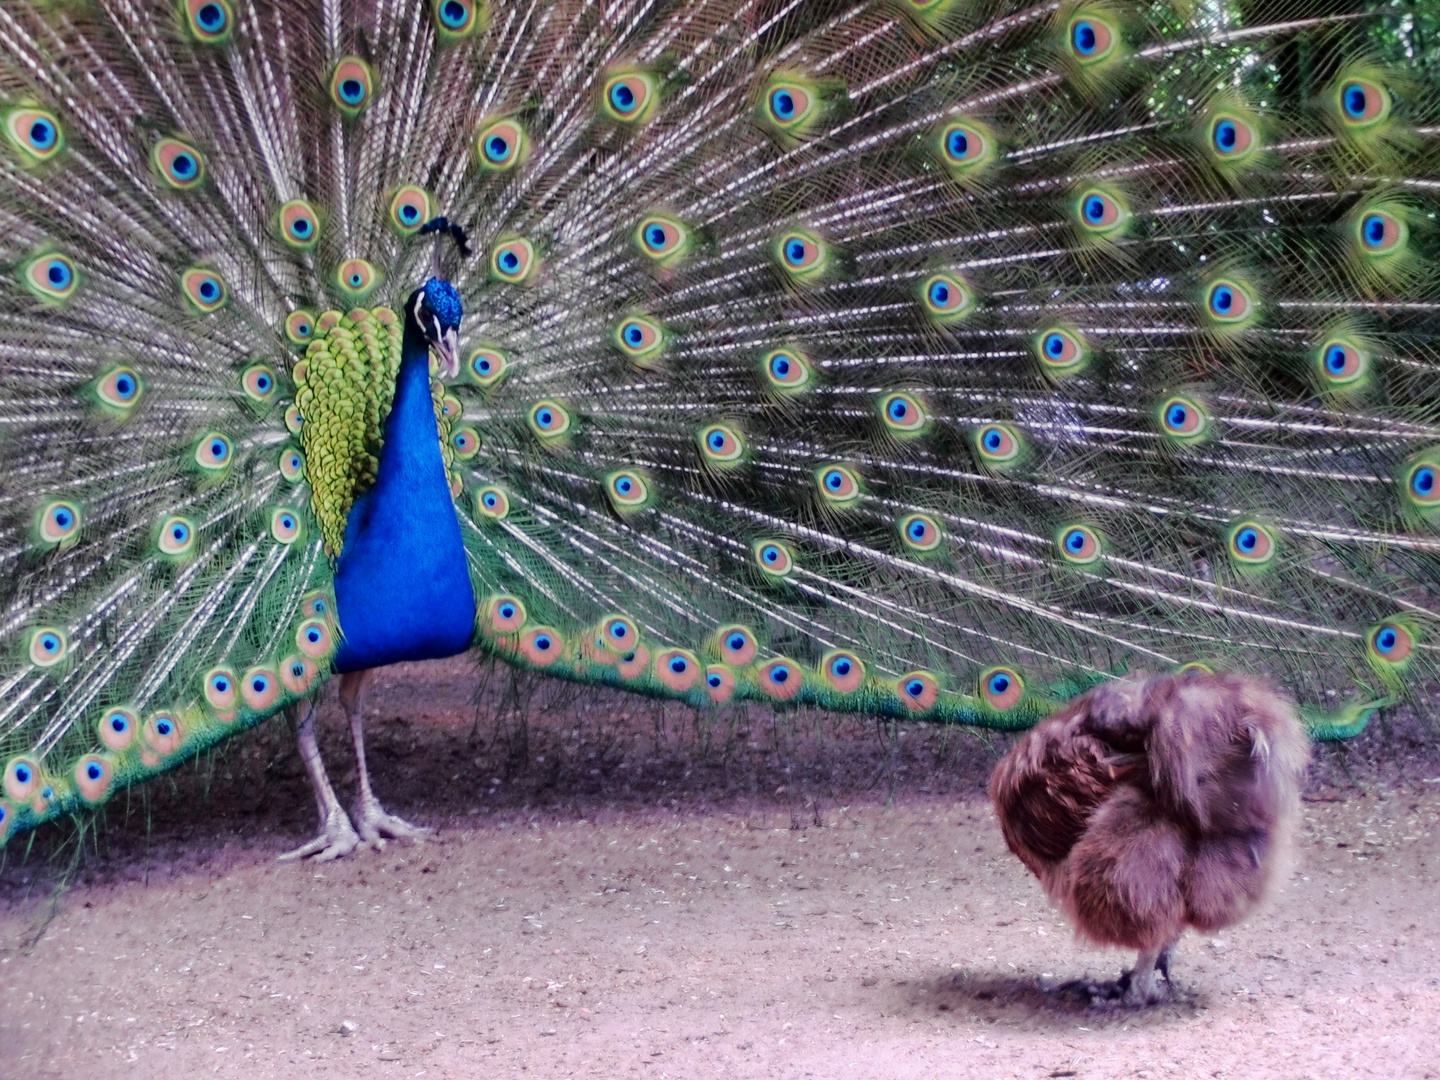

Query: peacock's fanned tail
left=0, top=0, right=1435, bottom=841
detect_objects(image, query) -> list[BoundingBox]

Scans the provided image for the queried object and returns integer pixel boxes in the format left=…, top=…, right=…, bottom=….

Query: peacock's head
left=409, top=277, right=463, bottom=378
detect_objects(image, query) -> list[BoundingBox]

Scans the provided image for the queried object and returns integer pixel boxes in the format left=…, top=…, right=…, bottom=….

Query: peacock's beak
left=432, top=324, right=460, bottom=379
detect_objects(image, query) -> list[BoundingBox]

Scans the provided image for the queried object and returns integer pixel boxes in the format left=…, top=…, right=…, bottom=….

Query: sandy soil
left=2, top=657, right=1439, bottom=1079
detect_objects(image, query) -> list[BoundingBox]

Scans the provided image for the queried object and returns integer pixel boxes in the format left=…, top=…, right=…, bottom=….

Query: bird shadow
left=886, top=967, right=1203, bottom=1031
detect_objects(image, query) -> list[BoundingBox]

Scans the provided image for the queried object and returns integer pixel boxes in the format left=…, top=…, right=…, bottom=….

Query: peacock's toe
left=278, top=804, right=362, bottom=863
left=353, top=797, right=431, bottom=850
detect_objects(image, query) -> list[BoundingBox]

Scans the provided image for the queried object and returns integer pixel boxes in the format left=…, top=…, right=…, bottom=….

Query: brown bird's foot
left=278, top=802, right=362, bottom=863
left=1119, top=964, right=1169, bottom=1006
left=353, top=795, right=431, bottom=851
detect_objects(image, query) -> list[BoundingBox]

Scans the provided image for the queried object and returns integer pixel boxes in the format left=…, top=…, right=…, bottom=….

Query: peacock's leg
left=1120, top=941, right=1171, bottom=1006
left=343, top=669, right=431, bottom=849
left=278, top=698, right=361, bottom=863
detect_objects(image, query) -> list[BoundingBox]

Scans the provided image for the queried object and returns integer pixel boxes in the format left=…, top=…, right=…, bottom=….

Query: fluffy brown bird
left=989, top=671, right=1311, bottom=1005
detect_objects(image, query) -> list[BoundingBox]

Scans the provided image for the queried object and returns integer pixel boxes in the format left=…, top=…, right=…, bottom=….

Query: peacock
left=0, top=0, right=1435, bottom=859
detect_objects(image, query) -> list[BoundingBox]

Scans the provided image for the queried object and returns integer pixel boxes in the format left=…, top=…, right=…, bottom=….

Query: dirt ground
left=2, top=657, right=1438, bottom=1079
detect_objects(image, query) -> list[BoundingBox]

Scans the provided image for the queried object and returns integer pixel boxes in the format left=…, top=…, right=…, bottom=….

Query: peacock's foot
left=353, top=796, right=431, bottom=850
left=278, top=803, right=361, bottom=863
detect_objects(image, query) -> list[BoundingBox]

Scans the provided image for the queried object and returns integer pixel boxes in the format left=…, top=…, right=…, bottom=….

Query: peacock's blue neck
left=331, top=314, right=476, bottom=673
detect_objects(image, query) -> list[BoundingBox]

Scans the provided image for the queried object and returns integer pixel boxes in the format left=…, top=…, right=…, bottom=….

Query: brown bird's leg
left=1155, top=936, right=1180, bottom=984
left=343, top=669, right=431, bottom=849
left=278, top=697, right=361, bottom=863
left=1122, top=941, right=1172, bottom=1006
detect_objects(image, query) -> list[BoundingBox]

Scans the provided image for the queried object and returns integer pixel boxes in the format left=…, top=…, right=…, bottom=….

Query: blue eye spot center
left=611, top=83, right=636, bottom=111
left=14, top=764, right=31, bottom=783
left=771, top=90, right=795, bottom=120
left=292, top=218, right=311, bottom=236
left=116, top=375, right=135, bottom=396
left=1344, top=84, right=1366, bottom=118
left=1214, top=120, right=1237, bottom=151
left=40, top=634, right=59, bottom=652
left=707, top=673, right=722, bottom=688
left=616, top=478, right=633, bottom=494
left=1413, top=466, right=1435, bottom=495
left=929, top=281, right=949, bottom=305
left=1045, top=334, right=1065, bottom=358
left=257, top=374, right=272, bottom=391
left=785, top=239, right=806, bottom=265
left=709, top=432, right=726, bottom=450
left=172, top=524, right=187, bottom=541
left=53, top=507, right=73, bottom=528
left=486, top=135, right=509, bottom=160
left=30, top=120, right=53, bottom=147
left=210, top=439, right=227, bottom=458
left=1325, top=346, right=1348, bottom=373
left=200, top=280, right=218, bottom=300
left=401, top=204, right=419, bottom=222
left=173, top=154, right=196, bottom=177
left=1167, top=405, right=1189, bottom=429
left=535, top=635, right=552, bottom=651
left=905, top=679, right=925, bottom=698
left=771, top=356, right=791, bottom=377
left=1212, top=286, right=1233, bottom=312
left=888, top=398, right=908, bottom=421
left=1065, top=529, right=1086, bottom=552
left=645, top=225, right=665, bottom=249
left=157, top=719, right=174, bottom=735
left=341, top=79, right=364, bottom=102
left=908, top=520, right=927, bottom=540
left=1363, top=215, right=1386, bottom=246
left=983, top=430, right=1002, bottom=451
left=214, top=677, right=229, bottom=692
left=771, top=665, right=789, bottom=684
left=947, top=129, right=968, bottom=158
left=198, top=3, right=224, bottom=29
left=111, top=714, right=128, bottom=731
left=1237, top=528, right=1258, bottom=551
left=1376, top=627, right=1397, bottom=652
left=989, top=673, right=1010, bottom=695
left=442, top=0, right=466, bottom=26
left=538, top=410, right=552, bottom=426
left=87, top=762, right=102, bottom=780
left=833, top=658, right=851, bottom=676
left=47, top=261, right=70, bottom=286
left=825, top=471, right=843, bottom=490
left=1072, top=21, right=1097, bottom=54
left=669, top=657, right=687, bottom=674
left=624, top=325, right=643, bottom=346
left=477, top=359, right=492, bottom=374
left=500, top=251, right=519, bottom=272
left=1083, top=195, right=1105, bottom=222
left=728, top=633, right=746, bottom=650
left=252, top=677, right=267, bottom=692
left=762, top=546, right=779, bottom=563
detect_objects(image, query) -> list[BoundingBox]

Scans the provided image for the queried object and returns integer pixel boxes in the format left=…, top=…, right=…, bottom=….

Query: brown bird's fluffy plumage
left=989, top=671, right=1311, bottom=1004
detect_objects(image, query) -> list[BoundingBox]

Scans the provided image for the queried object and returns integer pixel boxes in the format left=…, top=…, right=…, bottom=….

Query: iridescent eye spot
left=158, top=515, right=196, bottom=556
left=815, top=465, right=860, bottom=505
left=774, top=230, right=826, bottom=279
left=433, top=0, right=482, bottom=38
left=96, top=365, right=143, bottom=412
left=204, top=667, right=237, bottom=711
left=181, top=267, right=227, bottom=312
left=335, top=258, right=377, bottom=297
left=606, top=470, right=650, bottom=512
left=468, top=347, right=508, bottom=387
left=194, top=431, right=232, bottom=471
left=475, top=485, right=510, bottom=521
left=1357, top=210, right=1406, bottom=256
left=477, top=119, right=525, bottom=170
left=490, top=237, right=536, bottom=283
left=1406, top=461, right=1440, bottom=505
left=981, top=666, right=1024, bottom=711
left=242, top=363, right=278, bottom=403
left=521, top=627, right=564, bottom=667
left=758, top=658, right=802, bottom=701
left=1227, top=521, right=1276, bottom=566
left=1057, top=525, right=1101, bottom=565
left=1318, top=338, right=1367, bottom=386
left=1337, top=79, right=1390, bottom=128
left=821, top=650, right=865, bottom=694
left=4, top=758, right=39, bottom=801
left=241, top=667, right=280, bottom=711
left=654, top=649, right=701, bottom=692
left=271, top=507, right=302, bottom=544
left=485, top=596, right=526, bottom=636
left=284, top=309, right=315, bottom=344
left=281, top=654, right=319, bottom=695
left=285, top=405, right=303, bottom=434
left=28, top=627, right=67, bottom=668
left=528, top=399, right=570, bottom=439
left=296, top=618, right=334, bottom=658
left=899, top=512, right=942, bottom=553
left=753, top=540, right=794, bottom=578
left=184, top=0, right=232, bottom=41
left=762, top=348, right=812, bottom=392
left=99, top=707, right=138, bottom=750
left=153, top=137, right=205, bottom=189
left=37, top=500, right=80, bottom=546
left=1035, top=328, right=1085, bottom=375
left=705, top=665, right=735, bottom=704
left=451, top=427, right=480, bottom=460
left=975, top=423, right=1021, bottom=465
left=602, top=72, right=657, bottom=122
left=764, top=82, right=814, bottom=132
left=881, top=393, right=926, bottom=435
left=302, top=592, right=331, bottom=620
left=1368, top=621, right=1414, bottom=665
left=718, top=625, right=758, bottom=666
left=698, top=424, right=744, bottom=464
left=1205, top=279, right=1253, bottom=323
left=1158, top=396, right=1208, bottom=441
left=635, top=215, right=687, bottom=263
left=279, top=448, right=305, bottom=482
left=5, top=107, right=64, bottom=161
left=279, top=200, right=320, bottom=248
left=330, top=58, right=375, bottom=115
left=389, top=185, right=431, bottom=234
left=1208, top=113, right=1255, bottom=160
left=615, top=316, right=664, bottom=363
left=1076, top=188, right=1125, bottom=233
left=920, top=272, right=973, bottom=323
left=897, top=671, right=940, bottom=713
left=22, top=252, right=79, bottom=303
left=601, top=616, right=638, bottom=653
left=937, top=120, right=994, bottom=175
left=1068, top=16, right=1115, bottom=63
left=144, top=711, right=183, bottom=755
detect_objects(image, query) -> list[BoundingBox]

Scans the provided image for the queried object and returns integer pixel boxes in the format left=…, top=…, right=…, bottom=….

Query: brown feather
left=989, top=671, right=1310, bottom=952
